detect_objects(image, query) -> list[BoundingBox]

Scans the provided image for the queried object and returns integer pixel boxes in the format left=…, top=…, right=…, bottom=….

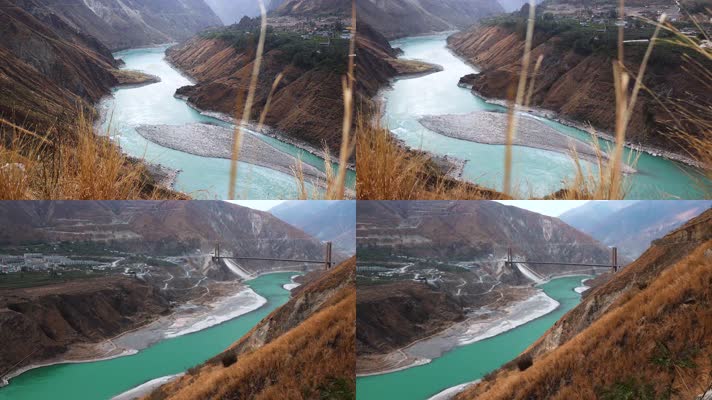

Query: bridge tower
left=612, top=247, right=618, bottom=273
left=325, top=242, right=333, bottom=270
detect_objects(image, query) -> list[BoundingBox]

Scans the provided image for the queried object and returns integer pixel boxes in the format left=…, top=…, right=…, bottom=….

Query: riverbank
left=474, top=95, right=705, bottom=170
left=419, top=111, right=637, bottom=174
left=135, top=123, right=326, bottom=185
left=1, top=283, right=266, bottom=386
left=111, top=374, right=183, bottom=400
left=357, top=287, right=559, bottom=376
left=283, top=275, right=302, bottom=291
left=446, top=33, right=705, bottom=171
left=180, top=100, right=357, bottom=172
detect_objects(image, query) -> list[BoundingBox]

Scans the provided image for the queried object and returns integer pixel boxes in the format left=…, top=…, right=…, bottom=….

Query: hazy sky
left=495, top=200, right=590, bottom=217
left=227, top=200, right=285, bottom=211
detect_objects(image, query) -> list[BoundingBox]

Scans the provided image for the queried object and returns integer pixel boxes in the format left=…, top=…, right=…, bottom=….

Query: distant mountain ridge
left=358, top=200, right=611, bottom=273
left=275, top=0, right=504, bottom=39
left=271, top=201, right=356, bottom=255
left=0, top=201, right=327, bottom=265
left=560, top=201, right=712, bottom=258
left=205, top=0, right=286, bottom=24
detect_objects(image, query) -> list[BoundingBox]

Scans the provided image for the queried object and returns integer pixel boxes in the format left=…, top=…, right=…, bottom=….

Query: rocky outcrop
left=457, top=209, right=712, bottom=400
left=448, top=24, right=711, bottom=156
left=0, top=277, right=170, bottom=376
left=357, top=281, right=465, bottom=356
left=146, top=257, right=356, bottom=400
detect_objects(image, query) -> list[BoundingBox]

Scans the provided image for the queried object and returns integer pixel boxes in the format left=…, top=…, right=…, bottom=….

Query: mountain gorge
left=456, top=209, right=712, bottom=400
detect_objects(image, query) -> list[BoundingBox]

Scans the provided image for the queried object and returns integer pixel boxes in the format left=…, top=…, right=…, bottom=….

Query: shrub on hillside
left=221, top=352, right=237, bottom=368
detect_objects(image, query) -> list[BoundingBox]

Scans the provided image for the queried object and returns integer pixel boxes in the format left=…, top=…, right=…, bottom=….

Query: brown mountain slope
left=457, top=209, right=712, bottom=400
left=449, top=23, right=711, bottom=156
left=0, top=277, right=170, bottom=376
left=357, top=281, right=465, bottom=357
left=0, top=0, right=120, bottom=136
left=167, top=34, right=348, bottom=154
left=145, top=257, right=356, bottom=400
left=166, top=19, right=407, bottom=155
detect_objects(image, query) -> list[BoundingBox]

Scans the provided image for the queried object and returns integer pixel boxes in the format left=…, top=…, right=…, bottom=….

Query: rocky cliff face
left=0, top=201, right=327, bottom=267
left=147, top=257, right=356, bottom=400
left=457, top=209, right=712, bottom=400
left=0, top=0, right=220, bottom=138
left=0, top=277, right=170, bottom=375
left=357, top=281, right=465, bottom=356
left=0, top=0, right=120, bottom=136
left=36, top=0, right=221, bottom=51
left=449, top=24, right=710, bottom=155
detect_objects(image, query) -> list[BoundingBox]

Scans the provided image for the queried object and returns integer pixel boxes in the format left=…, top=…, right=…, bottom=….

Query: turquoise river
left=384, top=35, right=709, bottom=199
left=356, top=275, right=587, bottom=400
left=0, top=272, right=294, bottom=400
left=101, top=46, right=355, bottom=199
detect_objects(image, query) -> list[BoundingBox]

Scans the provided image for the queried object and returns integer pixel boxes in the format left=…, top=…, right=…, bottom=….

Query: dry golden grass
left=458, top=239, right=712, bottom=400
left=654, top=21, right=712, bottom=196
left=0, top=113, right=182, bottom=200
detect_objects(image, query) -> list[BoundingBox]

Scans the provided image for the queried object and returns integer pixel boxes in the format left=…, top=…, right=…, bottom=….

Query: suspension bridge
left=211, top=242, right=334, bottom=271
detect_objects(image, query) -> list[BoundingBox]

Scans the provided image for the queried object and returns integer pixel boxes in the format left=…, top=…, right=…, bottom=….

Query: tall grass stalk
left=503, top=0, right=537, bottom=195
left=228, top=0, right=268, bottom=199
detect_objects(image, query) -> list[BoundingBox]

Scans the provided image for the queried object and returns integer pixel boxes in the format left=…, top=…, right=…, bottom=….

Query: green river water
left=356, top=276, right=587, bottom=400
left=101, top=46, right=355, bottom=199
left=384, top=35, right=709, bottom=199
left=0, top=272, right=294, bottom=400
